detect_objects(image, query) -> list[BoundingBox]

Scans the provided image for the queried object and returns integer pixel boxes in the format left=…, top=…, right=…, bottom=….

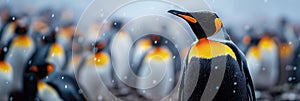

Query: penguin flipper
left=223, top=42, right=256, bottom=101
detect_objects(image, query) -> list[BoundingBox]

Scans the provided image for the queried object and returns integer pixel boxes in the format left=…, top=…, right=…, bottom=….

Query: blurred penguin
left=0, top=45, right=13, bottom=100
left=77, top=41, right=115, bottom=101
left=109, top=20, right=134, bottom=95
left=136, top=35, right=176, bottom=100
left=6, top=24, right=35, bottom=92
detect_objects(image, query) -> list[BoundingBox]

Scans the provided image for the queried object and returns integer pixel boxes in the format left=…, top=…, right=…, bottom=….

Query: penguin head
left=15, top=25, right=28, bottom=35
left=150, top=35, right=162, bottom=46
left=41, top=29, right=57, bottom=44
left=168, top=10, right=222, bottom=39
left=94, top=41, right=107, bottom=53
left=111, top=20, right=123, bottom=30
left=29, top=62, right=54, bottom=80
left=0, top=45, right=9, bottom=61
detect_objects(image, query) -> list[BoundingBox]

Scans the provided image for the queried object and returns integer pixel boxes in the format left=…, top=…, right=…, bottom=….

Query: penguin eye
left=30, top=66, right=39, bottom=72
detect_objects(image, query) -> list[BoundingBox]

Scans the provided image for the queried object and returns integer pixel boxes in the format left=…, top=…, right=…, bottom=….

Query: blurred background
left=0, top=0, right=300, bottom=100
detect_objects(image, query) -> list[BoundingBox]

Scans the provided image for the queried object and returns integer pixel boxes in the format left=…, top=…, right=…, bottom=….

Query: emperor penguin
left=109, top=20, right=134, bottom=95
left=136, top=35, right=176, bottom=100
left=0, top=45, right=13, bottom=101
left=168, top=10, right=256, bottom=101
left=130, top=36, right=152, bottom=74
left=0, top=16, right=18, bottom=45
left=6, top=25, right=35, bottom=92
left=9, top=62, right=57, bottom=101
left=77, top=41, right=115, bottom=101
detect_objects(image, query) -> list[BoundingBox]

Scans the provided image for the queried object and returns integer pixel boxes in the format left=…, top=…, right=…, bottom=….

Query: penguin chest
left=246, top=46, right=262, bottom=82
left=38, top=81, right=63, bottom=101
left=78, top=53, right=113, bottom=100
left=6, top=35, right=35, bottom=90
left=137, top=47, right=175, bottom=99
left=46, top=43, right=65, bottom=71
left=258, top=37, right=279, bottom=86
left=0, top=61, right=13, bottom=94
left=183, top=39, right=248, bottom=100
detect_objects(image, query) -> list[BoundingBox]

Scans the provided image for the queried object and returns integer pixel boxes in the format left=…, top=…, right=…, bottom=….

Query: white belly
left=78, top=60, right=114, bottom=100
left=6, top=46, right=34, bottom=91
left=137, top=58, right=175, bottom=99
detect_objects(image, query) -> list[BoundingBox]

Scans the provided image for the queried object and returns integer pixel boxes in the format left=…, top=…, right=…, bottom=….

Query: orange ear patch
left=214, top=18, right=222, bottom=33
left=47, top=65, right=54, bottom=75
left=138, top=39, right=152, bottom=49
left=178, top=14, right=197, bottom=23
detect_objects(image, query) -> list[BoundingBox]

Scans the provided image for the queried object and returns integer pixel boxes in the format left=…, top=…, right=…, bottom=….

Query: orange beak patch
left=178, top=14, right=197, bottom=23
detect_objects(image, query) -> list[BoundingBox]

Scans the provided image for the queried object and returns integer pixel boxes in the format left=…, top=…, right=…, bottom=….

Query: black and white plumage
left=168, top=10, right=256, bottom=101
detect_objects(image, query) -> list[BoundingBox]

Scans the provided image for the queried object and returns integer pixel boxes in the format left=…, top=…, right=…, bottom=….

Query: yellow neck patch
left=38, top=81, right=45, bottom=90
left=50, top=43, right=64, bottom=56
left=146, top=47, right=171, bottom=61
left=12, top=35, right=33, bottom=47
left=247, top=46, right=261, bottom=59
left=0, top=61, right=12, bottom=73
left=88, top=52, right=109, bottom=66
left=279, top=43, right=293, bottom=58
left=258, top=36, right=275, bottom=50
left=188, top=38, right=236, bottom=62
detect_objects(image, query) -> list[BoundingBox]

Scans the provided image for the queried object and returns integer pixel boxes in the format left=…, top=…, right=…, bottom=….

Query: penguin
left=0, top=45, right=13, bottom=101
left=256, top=34, right=279, bottom=88
left=9, top=62, right=56, bottom=101
left=130, top=37, right=152, bottom=74
left=6, top=25, right=35, bottom=92
left=56, top=22, right=75, bottom=73
left=168, top=10, right=256, bottom=101
left=245, top=33, right=280, bottom=89
left=109, top=20, right=134, bottom=95
left=0, top=16, right=17, bottom=45
left=135, top=35, right=177, bottom=100
left=77, top=41, right=115, bottom=101
left=34, top=29, right=66, bottom=72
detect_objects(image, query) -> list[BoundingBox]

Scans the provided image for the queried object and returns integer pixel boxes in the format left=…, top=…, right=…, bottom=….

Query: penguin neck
left=189, top=24, right=207, bottom=39
left=196, top=37, right=209, bottom=44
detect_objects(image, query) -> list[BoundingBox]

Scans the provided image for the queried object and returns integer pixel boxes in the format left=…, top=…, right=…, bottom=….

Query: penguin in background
left=0, top=16, right=17, bottom=45
left=56, top=22, right=76, bottom=73
left=9, top=62, right=57, bottom=101
left=77, top=41, right=115, bottom=101
left=109, top=20, right=134, bottom=95
left=168, top=10, right=255, bottom=101
left=42, top=29, right=66, bottom=71
left=130, top=36, right=152, bottom=74
left=135, top=35, right=177, bottom=100
left=6, top=24, right=35, bottom=92
left=0, top=6, right=11, bottom=39
left=245, top=32, right=280, bottom=89
left=0, top=45, right=13, bottom=101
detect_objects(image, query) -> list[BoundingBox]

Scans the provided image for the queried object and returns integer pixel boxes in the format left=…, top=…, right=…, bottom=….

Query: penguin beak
left=168, top=10, right=197, bottom=23
left=214, top=18, right=223, bottom=33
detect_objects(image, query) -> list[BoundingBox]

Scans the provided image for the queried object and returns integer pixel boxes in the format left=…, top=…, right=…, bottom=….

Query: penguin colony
left=0, top=2, right=300, bottom=101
